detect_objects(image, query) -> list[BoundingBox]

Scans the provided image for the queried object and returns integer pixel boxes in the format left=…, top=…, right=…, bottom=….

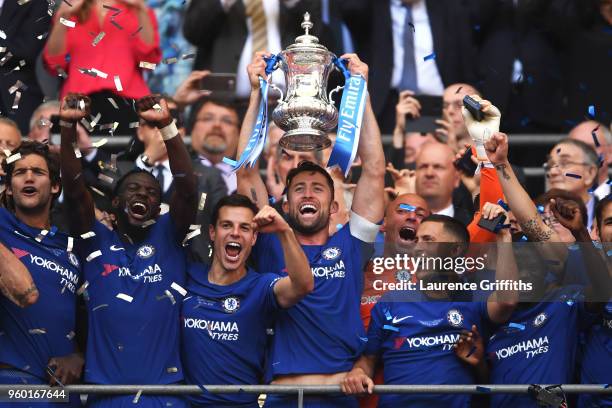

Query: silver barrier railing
left=1, top=384, right=611, bottom=408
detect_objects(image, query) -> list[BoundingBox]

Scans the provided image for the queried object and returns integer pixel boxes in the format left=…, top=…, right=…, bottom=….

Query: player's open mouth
left=21, top=186, right=38, bottom=196
left=225, top=242, right=242, bottom=261
left=129, top=201, right=148, bottom=218
left=299, top=203, right=318, bottom=217
left=399, top=227, right=416, bottom=242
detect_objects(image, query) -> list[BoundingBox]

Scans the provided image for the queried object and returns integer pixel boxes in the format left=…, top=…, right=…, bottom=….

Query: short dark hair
left=1, top=141, right=61, bottom=208
left=595, top=194, right=612, bottom=233
left=112, top=169, right=160, bottom=200
left=535, top=188, right=588, bottom=227
left=188, top=96, right=240, bottom=133
left=421, top=214, right=470, bottom=243
left=211, top=193, right=259, bottom=226
left=285, top=161, right=335, bottom=200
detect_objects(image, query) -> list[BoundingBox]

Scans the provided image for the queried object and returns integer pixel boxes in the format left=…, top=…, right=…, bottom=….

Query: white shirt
left=199, top=155, right=237, bottom=193
left=435, top=203, right=455, bottom=218
left=136, top=157, right=173, bottom=194
left=222, top=0, right=285, bottom=98
left=390, top=0, right=444, bottom=95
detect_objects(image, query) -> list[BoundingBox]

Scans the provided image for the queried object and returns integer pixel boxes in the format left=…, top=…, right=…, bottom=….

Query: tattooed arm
left=0, top=241, right=39, bottom=307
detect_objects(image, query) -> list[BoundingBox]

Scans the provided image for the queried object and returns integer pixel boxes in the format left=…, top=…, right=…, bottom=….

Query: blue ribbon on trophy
left=223, top=55, right=280, bottom=172
left=326, top=57, right=368, bottom=177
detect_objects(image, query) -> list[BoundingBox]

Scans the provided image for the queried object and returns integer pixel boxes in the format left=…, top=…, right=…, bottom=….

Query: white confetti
left=86, top=250, right=102, bottom=262
left=2, top=149, right=10, bottom=157
left=0, top=30, right=6, bottom=39
left=133, top=390, right=142, bottom=404
left=116, top=293, right=133, bottom=303
left=79, top=99, right=85, bottom=110
left=28, top=328, right=47, bottom=335
left=98, top=173, right=114, bottom=184
left=114, top=75, right=123, bottom=92
left=8, top=80, right=25, bottom=95
left=17, top=0, right=31, bottom=5
left=198, top=193, right=207, bottom=211
left=80, top=231, right=96, bottom=239
left=59, top=17, right=76, bottom=28
left=141, top=219, right=156, bottom=228
left=0, top=52, right=13, bottom=66
left=159, top=203, right=170, bottom=215
left=90, top=112, right=102, bottom=127
left=129, top=122, right=140, bottom=128
left=182, top=228, right=201, bottom=247
left=67, top=236, right=74, bottom=252
left=189, top=224, right=201, bottom=231
left=35, top=229, right=49, bottom=242
left=91, top=68, right=108, bottom=79
left=166, top=367, right=178, bottom=373
left=0, top=47, right=5, bottom=52
left=108, top=98, right=119, bottom=109
left=139, top=61, right=156, bottom=70
left=66, top=331, right=75, bottom=340
left=73, top=144, right=82, bottom=159
left=90, top=186, right=105, bottom=196
left=152, top=103, right=162, bottom=112
left=92, top=31, right=105, bottom=46
left=92, top=304, right=108, bottom=311
left=163, top=57, right=178, bottom=65
left=11, top=91, right=21, bottom=109
left=170, top=282, right=187, bottom=297
left=6, top=153, right=21, bottom=164
left=164, top=290, right=176, bottom=305
left=92, top=138, right=108, bottom=148
left=99, top=122, right=118, bottom=132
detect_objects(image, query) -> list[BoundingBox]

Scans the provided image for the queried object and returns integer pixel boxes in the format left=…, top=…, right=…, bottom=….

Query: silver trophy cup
left=271, top=13, right=341, bottom=151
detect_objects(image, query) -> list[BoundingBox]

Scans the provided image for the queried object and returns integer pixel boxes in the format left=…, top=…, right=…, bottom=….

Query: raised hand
left=461, top=95, right=501, bottom=159
left=247, top=51, right=270, bottom=92
left=59, top=93, right=91, bottom=123
left=386, top=162, right=416, bottom=195
left=173, top=70, right=212, bottom=108
left=453, top=325, right=484, bottom=367
left=550, top=198, right=585, bottom=233
left=135, top=95, right=173, bottom=128
left=252, top=205, right=290, bottom=234
left=484, top=132, right=510, bottom=166
left=340, top=53, right=369, bottom=81
left=395, top=90, right=421, bottom=130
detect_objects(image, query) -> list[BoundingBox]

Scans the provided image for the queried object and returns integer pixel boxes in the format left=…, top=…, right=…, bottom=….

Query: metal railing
left=1, top=384, right=610, bottom=407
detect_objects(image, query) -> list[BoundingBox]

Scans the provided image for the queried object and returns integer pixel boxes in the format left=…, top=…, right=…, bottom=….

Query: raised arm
left=0, top=242, right=38, bottom=307
left=58, top=94, right=96, bottom=235
left=236, top=52, right=270, bottom=209
left=342, top=54, right=386, bottom=224
left=253, top=205, right=313, bottom=308
left=487, top=211, right=519, bottom=324
left=135, top=96, right=198, bottom=240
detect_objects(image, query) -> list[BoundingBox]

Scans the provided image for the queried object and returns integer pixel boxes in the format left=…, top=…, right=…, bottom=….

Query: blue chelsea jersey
left=181, top=263, right=281, bottom=407
left=486, top=287, right=589, bottom=407
left=251, top=223, right=374, bottom=377
left=366, top=299, right=490, bottom=408
left=0, top=208, right=81, bottom=380
left=75, top=214, right=188, bottom=385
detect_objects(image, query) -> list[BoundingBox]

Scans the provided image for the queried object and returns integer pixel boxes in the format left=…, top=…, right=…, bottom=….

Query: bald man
left=568, top=120, right=612, bottom=200
left=415, top=142, right=472, bottom=225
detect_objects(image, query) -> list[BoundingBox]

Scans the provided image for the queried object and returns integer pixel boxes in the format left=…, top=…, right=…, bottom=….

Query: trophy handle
left=268, top=83, right=284, bottom=102
left=328, top=85, right=344, bottom=103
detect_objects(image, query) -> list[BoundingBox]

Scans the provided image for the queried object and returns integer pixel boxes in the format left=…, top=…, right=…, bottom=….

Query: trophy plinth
left=272, top=12, right=338, bottom=152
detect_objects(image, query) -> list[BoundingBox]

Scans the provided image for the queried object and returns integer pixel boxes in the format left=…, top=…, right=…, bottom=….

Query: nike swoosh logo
left=110, top=245, right=125, bottom=251
left=392, top=316, right=412, bottom=324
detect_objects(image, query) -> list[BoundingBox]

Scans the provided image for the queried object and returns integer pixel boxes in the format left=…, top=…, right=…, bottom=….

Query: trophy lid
left=285, top=12, right=329, bottom=53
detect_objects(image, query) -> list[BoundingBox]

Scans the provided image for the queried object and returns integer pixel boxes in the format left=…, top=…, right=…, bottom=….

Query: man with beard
left=182, top=195, right=313, bottom=407
left=58, top=93, right=197, bottom=408
left=0, top=141, right=83, bottom=400
left=237, top=52, right=385, bottom=407
left=342, top=214, right=519, bottom=408
left=190, top=97, right=241, bottom=193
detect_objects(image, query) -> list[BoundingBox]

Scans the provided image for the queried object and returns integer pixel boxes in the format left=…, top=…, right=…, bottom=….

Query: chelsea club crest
left=533, top=312, right=547, bottom=327
left=222, top=297, right=240, bottom=313
left=136, top=245, right=155, bottom=259
left=68, top=252, right=80, bottom=268
left=322, top=247, right=341, bottom=260
left=447, top=309, right=464, bottom=327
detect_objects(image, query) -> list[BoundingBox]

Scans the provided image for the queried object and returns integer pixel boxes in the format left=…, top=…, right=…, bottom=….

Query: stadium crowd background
left=0, top=0, right=611, bottom=407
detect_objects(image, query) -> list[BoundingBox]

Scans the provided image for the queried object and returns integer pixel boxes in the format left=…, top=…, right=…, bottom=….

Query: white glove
left=461, top=95, right=501, bottom=161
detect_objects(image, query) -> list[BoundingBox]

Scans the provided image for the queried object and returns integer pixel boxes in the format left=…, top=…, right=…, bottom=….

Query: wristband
left=159, top=120, right=178, bottom=141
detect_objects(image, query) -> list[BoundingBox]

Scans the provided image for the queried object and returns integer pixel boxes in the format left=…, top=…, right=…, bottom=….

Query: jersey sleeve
left=468, top=165, right=505, bottom=243
left=252, top=233, right=283, bottom=275
left=365, top=302, right=386, bottom=356
left=260, top=273, right=282, bottom=315
left=348, top=211, right=381, bottom=243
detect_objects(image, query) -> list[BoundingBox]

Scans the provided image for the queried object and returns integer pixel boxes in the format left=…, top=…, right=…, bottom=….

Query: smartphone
left=404, top=95, right=443, bottom=133
left=477, top=213, right=507, bottom=233
left=454, top=146, right=478, bottom=176
left=463, top=95, right=484, bottom=121
left=200, top=73, right=237, bottom=94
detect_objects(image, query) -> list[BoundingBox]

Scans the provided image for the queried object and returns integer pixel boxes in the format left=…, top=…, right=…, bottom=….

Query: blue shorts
left=263, top=394, right=358, bottom=408
left=0, top=368, right=81, bottom=408
left=87, top=394, right=187, bottom=408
